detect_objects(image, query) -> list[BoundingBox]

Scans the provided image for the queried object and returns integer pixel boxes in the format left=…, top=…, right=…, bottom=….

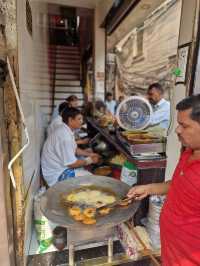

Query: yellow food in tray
left=109, top=154, right=126, bottom=166
left=98, top=114, right=115, bottom=127
left=121, top=130, right=161, bottom=144
left=93, top=166, right=112, bottom=176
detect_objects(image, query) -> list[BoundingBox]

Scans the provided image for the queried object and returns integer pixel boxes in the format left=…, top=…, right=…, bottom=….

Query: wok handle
left=126, top=222, right=161, bottom=266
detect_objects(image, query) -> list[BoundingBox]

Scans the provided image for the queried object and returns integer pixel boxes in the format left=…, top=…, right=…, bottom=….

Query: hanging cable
left=7, top=57, right=30, bottom=189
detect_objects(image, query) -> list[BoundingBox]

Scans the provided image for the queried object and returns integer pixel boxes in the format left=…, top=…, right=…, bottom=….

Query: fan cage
left=116, top=96, right=153, bottom=131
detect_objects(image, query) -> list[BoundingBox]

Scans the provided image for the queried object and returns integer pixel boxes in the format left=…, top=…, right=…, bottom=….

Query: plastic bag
left=34, top=187, right=55, bottom=253
left=116, top=223, right=138, bottom=259
left=121, top=160, right=138, bottom=186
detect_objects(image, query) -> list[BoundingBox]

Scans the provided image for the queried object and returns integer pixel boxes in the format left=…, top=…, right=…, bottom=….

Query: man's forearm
left=148, top=181, right=171, bottom=195
left=76, top=147, right=91, bottom=157
left=68, top=159, right=87, bottom=168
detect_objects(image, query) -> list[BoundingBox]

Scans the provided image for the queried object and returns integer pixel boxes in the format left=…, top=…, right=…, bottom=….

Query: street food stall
left=86, top=96, right=166, bottom=227
left=2, top=0, right=197, bottom=265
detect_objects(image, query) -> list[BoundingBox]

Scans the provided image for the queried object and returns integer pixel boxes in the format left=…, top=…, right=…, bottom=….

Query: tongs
left=61, top=195, right=133, bottom=211
left=96, top=196, right=133, bottom=211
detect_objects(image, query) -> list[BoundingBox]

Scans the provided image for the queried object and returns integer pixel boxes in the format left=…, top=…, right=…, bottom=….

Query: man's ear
left=68, top=117, right=73, bottom=125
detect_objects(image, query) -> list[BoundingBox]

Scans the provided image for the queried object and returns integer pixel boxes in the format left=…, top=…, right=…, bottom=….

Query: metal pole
left=69, top=244, right=75, bottom=266
left=108, top=237, right=113, bottom=263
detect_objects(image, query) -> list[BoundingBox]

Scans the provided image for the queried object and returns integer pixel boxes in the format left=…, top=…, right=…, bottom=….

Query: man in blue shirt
left=147, top=83, right=170, bottom=129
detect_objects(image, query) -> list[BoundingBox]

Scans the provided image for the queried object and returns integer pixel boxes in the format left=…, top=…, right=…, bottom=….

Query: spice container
left=52, top=226, right=67, bottom=251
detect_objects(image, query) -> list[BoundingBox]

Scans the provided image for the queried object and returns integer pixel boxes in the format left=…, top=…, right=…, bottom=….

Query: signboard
left=176, top=43, right=190, bottom=84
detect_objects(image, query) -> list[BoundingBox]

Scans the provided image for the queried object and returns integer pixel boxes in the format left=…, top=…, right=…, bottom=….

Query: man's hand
left=127, top=184, right=152, bottom=200
left=90, top=154, right=100, bottom=164
left=77, top=138, right=90, bottom=145
left=127, top=181, right=171, bottom=200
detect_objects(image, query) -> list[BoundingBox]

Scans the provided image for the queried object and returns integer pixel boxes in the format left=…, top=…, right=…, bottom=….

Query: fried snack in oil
left=118, top=199, right=131, bottom=207
left=82, top=217, right=96, bottom=225
left=66, top=193, right=76, bottom=202
left=96, top=201, right=104, bottom=208
left=98, top=207, right=112, bottom=216
left=73, top=213, right=85, bottom=221
left=68, top=206, right=81, bottom=216
left=83, top=208, right=96, bottom=218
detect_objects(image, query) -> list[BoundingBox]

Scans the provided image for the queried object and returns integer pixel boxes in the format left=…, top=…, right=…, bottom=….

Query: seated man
left=51, top=95, right=79, bottom=121
left=41, top=107, right=99, bottom=187
left=48, top=101, right=90, bottom=145
left=47, top=101, right=68, bottom=136
left=147, top=83, right=170, bottom=130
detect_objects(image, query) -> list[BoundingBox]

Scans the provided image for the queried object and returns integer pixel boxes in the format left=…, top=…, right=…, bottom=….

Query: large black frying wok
left=40, top=175, right=139, bottom=230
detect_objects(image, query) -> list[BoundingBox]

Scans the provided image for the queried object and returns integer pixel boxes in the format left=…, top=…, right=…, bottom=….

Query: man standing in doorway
left=105, top=92, right=117, bottom=115
left=127, top=94, right=200, bottom=265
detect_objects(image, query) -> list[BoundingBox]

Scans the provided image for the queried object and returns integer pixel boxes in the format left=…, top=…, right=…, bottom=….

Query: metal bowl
left=94, top=141, right=108, bottom=152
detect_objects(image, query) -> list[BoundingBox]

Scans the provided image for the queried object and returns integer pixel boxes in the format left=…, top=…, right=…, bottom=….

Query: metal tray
left=116, top=130, right=166, bottom=155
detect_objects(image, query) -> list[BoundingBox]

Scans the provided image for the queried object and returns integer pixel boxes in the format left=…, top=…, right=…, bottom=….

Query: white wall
left=17, top=0, right=52, bottom=256
left=165, top=0, right=198, bottom=180
left=94, top=3, right=106, bottom=100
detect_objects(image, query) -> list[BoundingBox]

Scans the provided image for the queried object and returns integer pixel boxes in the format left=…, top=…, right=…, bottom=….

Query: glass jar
left=52, top=226, right=67, bottom=251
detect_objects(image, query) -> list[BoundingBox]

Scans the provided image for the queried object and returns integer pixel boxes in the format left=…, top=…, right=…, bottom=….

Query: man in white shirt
left=47, top=101, right=68, bottom=136
left=51, top=95, right=79, bottom=121
left=147, top=83, right=170, bottom=129
left=105, top=92, right=117, bottom=115
left=41, top=107, right=99, bottom=187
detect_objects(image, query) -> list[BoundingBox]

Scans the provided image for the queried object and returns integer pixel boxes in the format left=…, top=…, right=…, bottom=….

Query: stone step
left=54, top=80, right=80, bottom=86
left=56, top=64, right=80, bottom=69
left=55, top=73, right=80, bottom=79
left=49, top=51, right=80, bottom=57
left=54, top=92, right=83, bottom=100
left=56, top=58, right=80, bottom=64
left=49, top=46, right=79, bottom=52
left=56, top=59, right=80, bottom=67
left=56, top=54, right=80, bottom=59
left=56, top=68, right=80, bottom=75
left=53, top=86, right=82, bottom=93
left=55, top=79, right=81, bottom=86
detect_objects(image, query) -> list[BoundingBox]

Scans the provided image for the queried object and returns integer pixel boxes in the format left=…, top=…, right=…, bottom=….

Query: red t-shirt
left=160, top=149, right=200, bottom=266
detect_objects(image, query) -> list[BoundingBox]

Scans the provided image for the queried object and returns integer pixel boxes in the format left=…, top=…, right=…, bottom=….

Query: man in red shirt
left=127, top=94, right=200, bottom=265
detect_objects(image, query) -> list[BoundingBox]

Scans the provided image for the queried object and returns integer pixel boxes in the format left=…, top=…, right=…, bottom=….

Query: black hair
left=176, top=94, right=200, bottom=123
left=148, top=83, right=164, bottom=94
left=106, top=92, right=113, bottom=97
left=95, top=100, right=106, bottom=110
left=58, top=102, right=68, bottom=114
left=65, top=95, right=78, bottom=102
left=61, top=107, right=82, bottom=124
